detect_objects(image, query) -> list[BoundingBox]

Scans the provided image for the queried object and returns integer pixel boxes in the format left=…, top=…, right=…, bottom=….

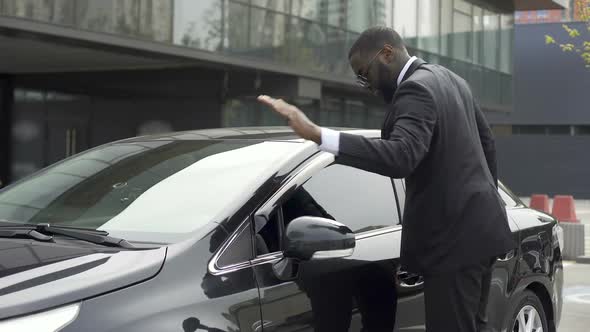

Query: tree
left=545, top=0, right=590, bottom=68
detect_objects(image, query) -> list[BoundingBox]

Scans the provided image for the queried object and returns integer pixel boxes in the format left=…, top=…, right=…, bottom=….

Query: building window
left=453, top=0, right=472, bottom=14
left=440, top=0, right=453, bottom=56
left=537, top=10, right=549, bottom=19
left=291, top=0, right=320, bottom=21
left=251, top=0, right=290, bottom=13
left=417, top=0, right=440, bottom=54
left=174, top=0, right=223, bottom=51
left=473, top=6, right=484, bottom=65
left=499, top=14, right=514, bottom=74
left=483, top=10, right=500, bottom=70
left=393, top=0, right=418, bottom=45
left=513, top=125, right=546, bottom=135
left=491, top=125, right=512, bottom=136
left=575, top=126, right=590, bottom=135
left=546, top=125, right=571, bottom=135
left=510, top=125, right=577, bottom=136
left=453, top=8, right=473, bottom=62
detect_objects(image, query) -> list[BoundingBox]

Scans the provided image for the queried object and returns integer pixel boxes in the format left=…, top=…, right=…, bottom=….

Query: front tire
left=505, top=290, right=548, bottom=332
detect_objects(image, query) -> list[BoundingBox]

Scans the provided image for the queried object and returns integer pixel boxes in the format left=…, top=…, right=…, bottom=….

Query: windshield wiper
left=0, top=222, right=135, bottom=249
left=0, top=220, right=108, bottom=235
left=0, top=229, right=53, bottom=242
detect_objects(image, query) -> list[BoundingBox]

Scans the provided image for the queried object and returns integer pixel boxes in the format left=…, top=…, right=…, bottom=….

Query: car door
left=391, top=178, right=426, bottom=331
left=250, top=153, right=425, bottom=331
left=478, top=184, right=522, bottom=331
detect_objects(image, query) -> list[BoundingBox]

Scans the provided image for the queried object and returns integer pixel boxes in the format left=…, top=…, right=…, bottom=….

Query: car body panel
left=506, top=207, right=564, bottom=330
left=0, top=127, right=562, bottom=332
left=251, top=229, right=410, bottom=332
left=62, top=230, right=262, bottom=332
left=0, top=239, right=166, bottom=320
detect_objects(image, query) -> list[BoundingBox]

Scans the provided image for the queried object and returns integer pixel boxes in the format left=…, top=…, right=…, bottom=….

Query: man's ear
left=381, top=44, right=396, bottom=63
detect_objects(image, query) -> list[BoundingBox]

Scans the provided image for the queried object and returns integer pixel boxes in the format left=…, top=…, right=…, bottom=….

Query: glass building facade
left=0, top=0, right=514, bottom=108
left=0, top=0, right=518, bottom=184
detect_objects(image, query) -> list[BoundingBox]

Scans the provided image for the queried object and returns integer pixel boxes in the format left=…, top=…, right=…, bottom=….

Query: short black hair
left=348, top=26, right=405, bottom=59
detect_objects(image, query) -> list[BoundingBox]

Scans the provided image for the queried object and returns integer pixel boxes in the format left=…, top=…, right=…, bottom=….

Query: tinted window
left=286, top=164, right=399, bottom=233
left=256, top=209, right=282, bottom=255
left=217, top=224, right=253, bottom=267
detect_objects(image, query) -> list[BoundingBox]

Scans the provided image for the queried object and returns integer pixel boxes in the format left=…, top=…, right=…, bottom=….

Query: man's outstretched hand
left=257, top=95, right=322, bottom=144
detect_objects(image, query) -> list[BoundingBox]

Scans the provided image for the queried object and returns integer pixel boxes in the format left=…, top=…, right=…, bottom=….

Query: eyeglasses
left=356, top=49, right=383, bottom=90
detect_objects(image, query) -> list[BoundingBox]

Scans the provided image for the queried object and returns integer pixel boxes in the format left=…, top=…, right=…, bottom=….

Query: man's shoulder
left=406, top=63, right=466, bottom=93
left=408, top=63, right=447, bottom=81
left=399, top=68, right=437, bottom=96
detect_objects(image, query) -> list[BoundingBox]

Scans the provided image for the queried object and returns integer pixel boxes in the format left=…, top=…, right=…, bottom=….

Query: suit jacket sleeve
left=474, top=101, right=498, bottom=187
left=335, top=82, right=437, bottom=179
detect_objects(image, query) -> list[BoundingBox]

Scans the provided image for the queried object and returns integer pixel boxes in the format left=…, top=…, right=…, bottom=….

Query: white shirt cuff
left=319, top=128, right=340, bottom=155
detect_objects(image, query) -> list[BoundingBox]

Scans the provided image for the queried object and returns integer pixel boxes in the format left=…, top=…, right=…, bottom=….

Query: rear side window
left=284, top=164, right=400, bottom=233
left=217, top=223, right=253, bottom=267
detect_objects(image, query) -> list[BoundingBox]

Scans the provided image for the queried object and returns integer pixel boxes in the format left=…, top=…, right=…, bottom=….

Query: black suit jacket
left=336, top=59, right=516, bottom=274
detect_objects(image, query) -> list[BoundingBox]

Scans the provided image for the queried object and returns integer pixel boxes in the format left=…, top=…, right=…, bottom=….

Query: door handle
left=397, top=271, right=424, bottom=288
left=497, top=250, right=515, bottom=262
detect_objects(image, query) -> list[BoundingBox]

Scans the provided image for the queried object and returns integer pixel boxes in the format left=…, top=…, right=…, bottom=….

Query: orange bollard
left=551, top=195, right=579, bottom=223
left=530, top=194, right=550, bottom=213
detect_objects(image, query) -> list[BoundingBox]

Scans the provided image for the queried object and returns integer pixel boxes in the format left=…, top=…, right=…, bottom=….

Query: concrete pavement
left=514, top=198, right=590, bottom=330
left=560, top=261, right=590, bottom=332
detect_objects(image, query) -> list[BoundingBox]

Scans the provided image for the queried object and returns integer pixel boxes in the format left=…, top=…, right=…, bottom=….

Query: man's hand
left=257, top=95, right=322, bottom=144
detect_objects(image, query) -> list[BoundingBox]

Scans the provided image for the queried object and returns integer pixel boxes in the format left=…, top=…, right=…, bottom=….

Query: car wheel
left=506, top=290, right=548, bottom=332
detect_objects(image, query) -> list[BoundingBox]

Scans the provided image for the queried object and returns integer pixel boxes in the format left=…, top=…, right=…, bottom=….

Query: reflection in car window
left=0, top=140, right=306, bottom=243
left=290, top=164, right=399, bottom=233
left=256, top=209, right=282, bottom=255
left=253, top=164, right=399, bottom=254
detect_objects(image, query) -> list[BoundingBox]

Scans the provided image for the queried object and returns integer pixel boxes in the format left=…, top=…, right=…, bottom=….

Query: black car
left=0, top=127, right=563, bottom=332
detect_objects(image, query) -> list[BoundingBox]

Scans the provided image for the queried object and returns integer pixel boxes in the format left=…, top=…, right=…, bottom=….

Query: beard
left=376, top=62, right=396, bottom=104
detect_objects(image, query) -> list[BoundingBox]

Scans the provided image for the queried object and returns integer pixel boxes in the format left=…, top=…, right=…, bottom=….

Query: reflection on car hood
left=0, top=239, right=166, bottom=320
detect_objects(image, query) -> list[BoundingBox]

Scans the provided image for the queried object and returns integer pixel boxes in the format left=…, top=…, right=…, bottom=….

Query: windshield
left=0, top=139, right=303, bottom=243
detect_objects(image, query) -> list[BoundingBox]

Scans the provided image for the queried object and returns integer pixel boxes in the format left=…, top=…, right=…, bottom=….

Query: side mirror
left=272, top=216, right=355, bottom=281
left=283, top=216, right=356, bottom=261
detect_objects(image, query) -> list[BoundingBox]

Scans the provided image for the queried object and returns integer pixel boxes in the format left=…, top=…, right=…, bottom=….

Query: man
left=258, top=27, right=516, bottom=332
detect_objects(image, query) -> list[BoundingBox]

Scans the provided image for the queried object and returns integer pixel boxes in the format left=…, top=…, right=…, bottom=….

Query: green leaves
left=546, top=8, right=590, bottom=69
left=560, top=43, right=575, bottom=52
left=563, top=24, right=581, bottom=38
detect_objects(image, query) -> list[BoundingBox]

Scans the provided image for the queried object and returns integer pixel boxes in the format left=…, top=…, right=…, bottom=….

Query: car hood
left=0, top=239, right=166, bottom=320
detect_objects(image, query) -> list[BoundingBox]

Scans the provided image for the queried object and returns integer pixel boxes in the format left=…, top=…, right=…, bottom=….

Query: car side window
left=255, top=209, right=282, bottom=255
left=217, top=223, right=254, bottom=267
left=286, top=164, right=400, bottom=233
left=253, top=164, right=400, bottom=256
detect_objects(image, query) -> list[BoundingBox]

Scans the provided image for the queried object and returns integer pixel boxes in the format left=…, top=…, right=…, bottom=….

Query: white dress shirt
left=318, top=56, right=418, bottom=155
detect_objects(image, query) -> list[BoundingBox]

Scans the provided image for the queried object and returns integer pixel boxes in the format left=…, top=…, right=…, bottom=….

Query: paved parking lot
left=515, top=198, right=590, bottom=331
left=560, top=261, right=590, bottom=331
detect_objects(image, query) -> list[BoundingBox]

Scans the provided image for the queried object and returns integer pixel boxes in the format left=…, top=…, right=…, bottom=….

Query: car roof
left=119, top=126, right=381, bottom=143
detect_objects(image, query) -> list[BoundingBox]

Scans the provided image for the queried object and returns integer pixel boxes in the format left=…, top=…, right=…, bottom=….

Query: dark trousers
left=423, top=258, right=494, bottom=332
